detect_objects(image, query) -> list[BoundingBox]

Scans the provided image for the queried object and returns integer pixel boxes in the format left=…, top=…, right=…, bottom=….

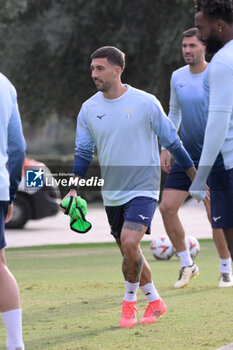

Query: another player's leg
left=222, top=228, right=233, bottom=287
left=159, top=189, right=198, bottom=288
left=0, top=202, right=24, bottom=350
left=0, top=249, right=24, bottom=350
left=224, top=228, right=233, bottom=260
left=212, top=229, right=233, bottom=287
left=203, top=194, right=233, bottom=287
left=221, top=171, right=233, bottom=262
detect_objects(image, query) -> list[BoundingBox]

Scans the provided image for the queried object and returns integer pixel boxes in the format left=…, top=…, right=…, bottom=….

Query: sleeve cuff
left=72, top=155, right=92, bottom=178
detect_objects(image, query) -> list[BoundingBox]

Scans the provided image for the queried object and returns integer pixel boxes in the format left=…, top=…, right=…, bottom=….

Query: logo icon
left=191, top=267, right=197, bottom=274
left=138, top=214, right=149, bottom=221
left=96, top=114, right=106, bottom=120
left=179, top=83, right=185, bottom=88
left=152, top=310, right=161, bottom=317
left=26, top=169, right=44, bottom=188
left=213, top=216, right=221, bottom=222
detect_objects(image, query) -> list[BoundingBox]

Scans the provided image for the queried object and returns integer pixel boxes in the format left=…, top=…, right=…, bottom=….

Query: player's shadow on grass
left=164, top=285, right=219, bottom=296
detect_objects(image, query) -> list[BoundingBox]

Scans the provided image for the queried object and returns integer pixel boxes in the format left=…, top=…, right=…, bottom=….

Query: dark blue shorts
left=208, top=168, right=233, bottom=228
left=105, top=196, right=157, bottom=239
left=163, top=162, right=192, bottom=191
left=0, top=201, right=8, bottom=249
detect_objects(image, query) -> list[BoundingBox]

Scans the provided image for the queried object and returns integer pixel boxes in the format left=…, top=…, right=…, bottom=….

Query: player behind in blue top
left=0, top=73, right=26, bottom=350
left=63, top=46, right=196, bottom=328
left=159, top=28, right=232, bottom=288
left=190, top=0, right=233, bottom=264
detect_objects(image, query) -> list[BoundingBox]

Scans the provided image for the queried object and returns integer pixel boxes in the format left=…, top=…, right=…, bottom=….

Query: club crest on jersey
left=123, top=108, right=135, bottom=119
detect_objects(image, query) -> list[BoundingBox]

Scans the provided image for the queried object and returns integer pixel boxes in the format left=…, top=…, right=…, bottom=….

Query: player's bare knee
left=159, top=202, right=177, bottom=218
left=121, top=238, right=139, bottom=257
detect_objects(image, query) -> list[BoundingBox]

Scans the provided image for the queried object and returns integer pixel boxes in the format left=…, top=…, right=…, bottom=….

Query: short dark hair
left=194, top=0, right=233, bottom=23
left=91, top=46, right=125, bottom=70
left=183, top=27, right=199, bottom=38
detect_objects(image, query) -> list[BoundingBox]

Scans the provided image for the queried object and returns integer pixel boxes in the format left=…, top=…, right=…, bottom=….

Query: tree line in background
left=0, top=0, right=194, bottom=154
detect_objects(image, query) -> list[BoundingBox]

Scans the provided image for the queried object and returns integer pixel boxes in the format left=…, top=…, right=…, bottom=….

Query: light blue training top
left=190, top=40, right=233, bottom=199
left=168, top=65, right=208, bottom=163
left=0, top=73, right=26, bottom=202
left=74, top=85, right=193, bottom=206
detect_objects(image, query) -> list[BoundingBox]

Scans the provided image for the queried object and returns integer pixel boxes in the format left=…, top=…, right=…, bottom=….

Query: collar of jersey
left=102, top=84, right=131, bottom=103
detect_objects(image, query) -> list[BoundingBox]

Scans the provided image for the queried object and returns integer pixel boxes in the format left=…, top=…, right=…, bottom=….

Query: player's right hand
left=160, top=150, right=171, bottom=173
left=5, top=203, right=13, bottom=223
left=60, top=189, right=77, bottom=213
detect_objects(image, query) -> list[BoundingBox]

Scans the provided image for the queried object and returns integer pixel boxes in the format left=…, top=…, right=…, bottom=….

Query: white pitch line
left=215, top=343, right=233, bottom=350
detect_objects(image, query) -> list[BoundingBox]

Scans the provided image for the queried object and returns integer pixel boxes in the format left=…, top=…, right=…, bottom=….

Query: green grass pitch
left=0, top=240, right=232, bottom=350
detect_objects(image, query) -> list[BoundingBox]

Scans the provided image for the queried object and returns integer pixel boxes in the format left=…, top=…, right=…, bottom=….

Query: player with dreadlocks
left=190, top=0, right=233, bottom=276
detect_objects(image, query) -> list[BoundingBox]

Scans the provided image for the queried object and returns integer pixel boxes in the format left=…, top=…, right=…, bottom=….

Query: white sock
left=123, top=281, right=139, bottom=302
left=1, top=309, right=24, bottom=350
left=220, top=257, right=232, bottom=274
left=140, top=282, right=160, bottom=303
left=177, top=250, right=193, bottom=268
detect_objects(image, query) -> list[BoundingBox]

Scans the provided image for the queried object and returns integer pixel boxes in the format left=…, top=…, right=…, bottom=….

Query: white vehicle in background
left=6, top=158, right=60, bottom=229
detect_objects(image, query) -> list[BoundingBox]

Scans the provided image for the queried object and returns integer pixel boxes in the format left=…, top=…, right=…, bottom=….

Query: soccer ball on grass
left=185, top=236, right=200, bottom=259
left=173, top=236, right=200, bottom=259
left=150, top=236, right=174, bottom=260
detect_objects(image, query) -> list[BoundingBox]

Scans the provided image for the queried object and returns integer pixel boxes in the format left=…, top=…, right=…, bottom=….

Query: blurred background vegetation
left=0, top=0, right=194, bottom=156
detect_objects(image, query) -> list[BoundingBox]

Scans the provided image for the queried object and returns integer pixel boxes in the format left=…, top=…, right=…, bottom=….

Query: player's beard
left=205, top=34, right=222, bottom=54
left=93, top=79, right=111, bottom=92
left=186, top=53, right=203, bottom=67
left=184, top=55, right=194, bottom=64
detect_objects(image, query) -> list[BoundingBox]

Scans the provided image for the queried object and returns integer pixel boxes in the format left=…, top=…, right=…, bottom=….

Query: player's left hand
left=189, top=180, right=206, bottom=201
left=189, top=189, right=206, bottom=201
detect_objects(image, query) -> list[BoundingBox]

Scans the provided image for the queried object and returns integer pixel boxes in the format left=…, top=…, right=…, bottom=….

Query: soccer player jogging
left=159, top=28, right=233, bottom=288
left=190, top=1, right=233, bottom=264
left=0, top=73, right=26, bottom=350
left=63, top=46, right=196, bottom=328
